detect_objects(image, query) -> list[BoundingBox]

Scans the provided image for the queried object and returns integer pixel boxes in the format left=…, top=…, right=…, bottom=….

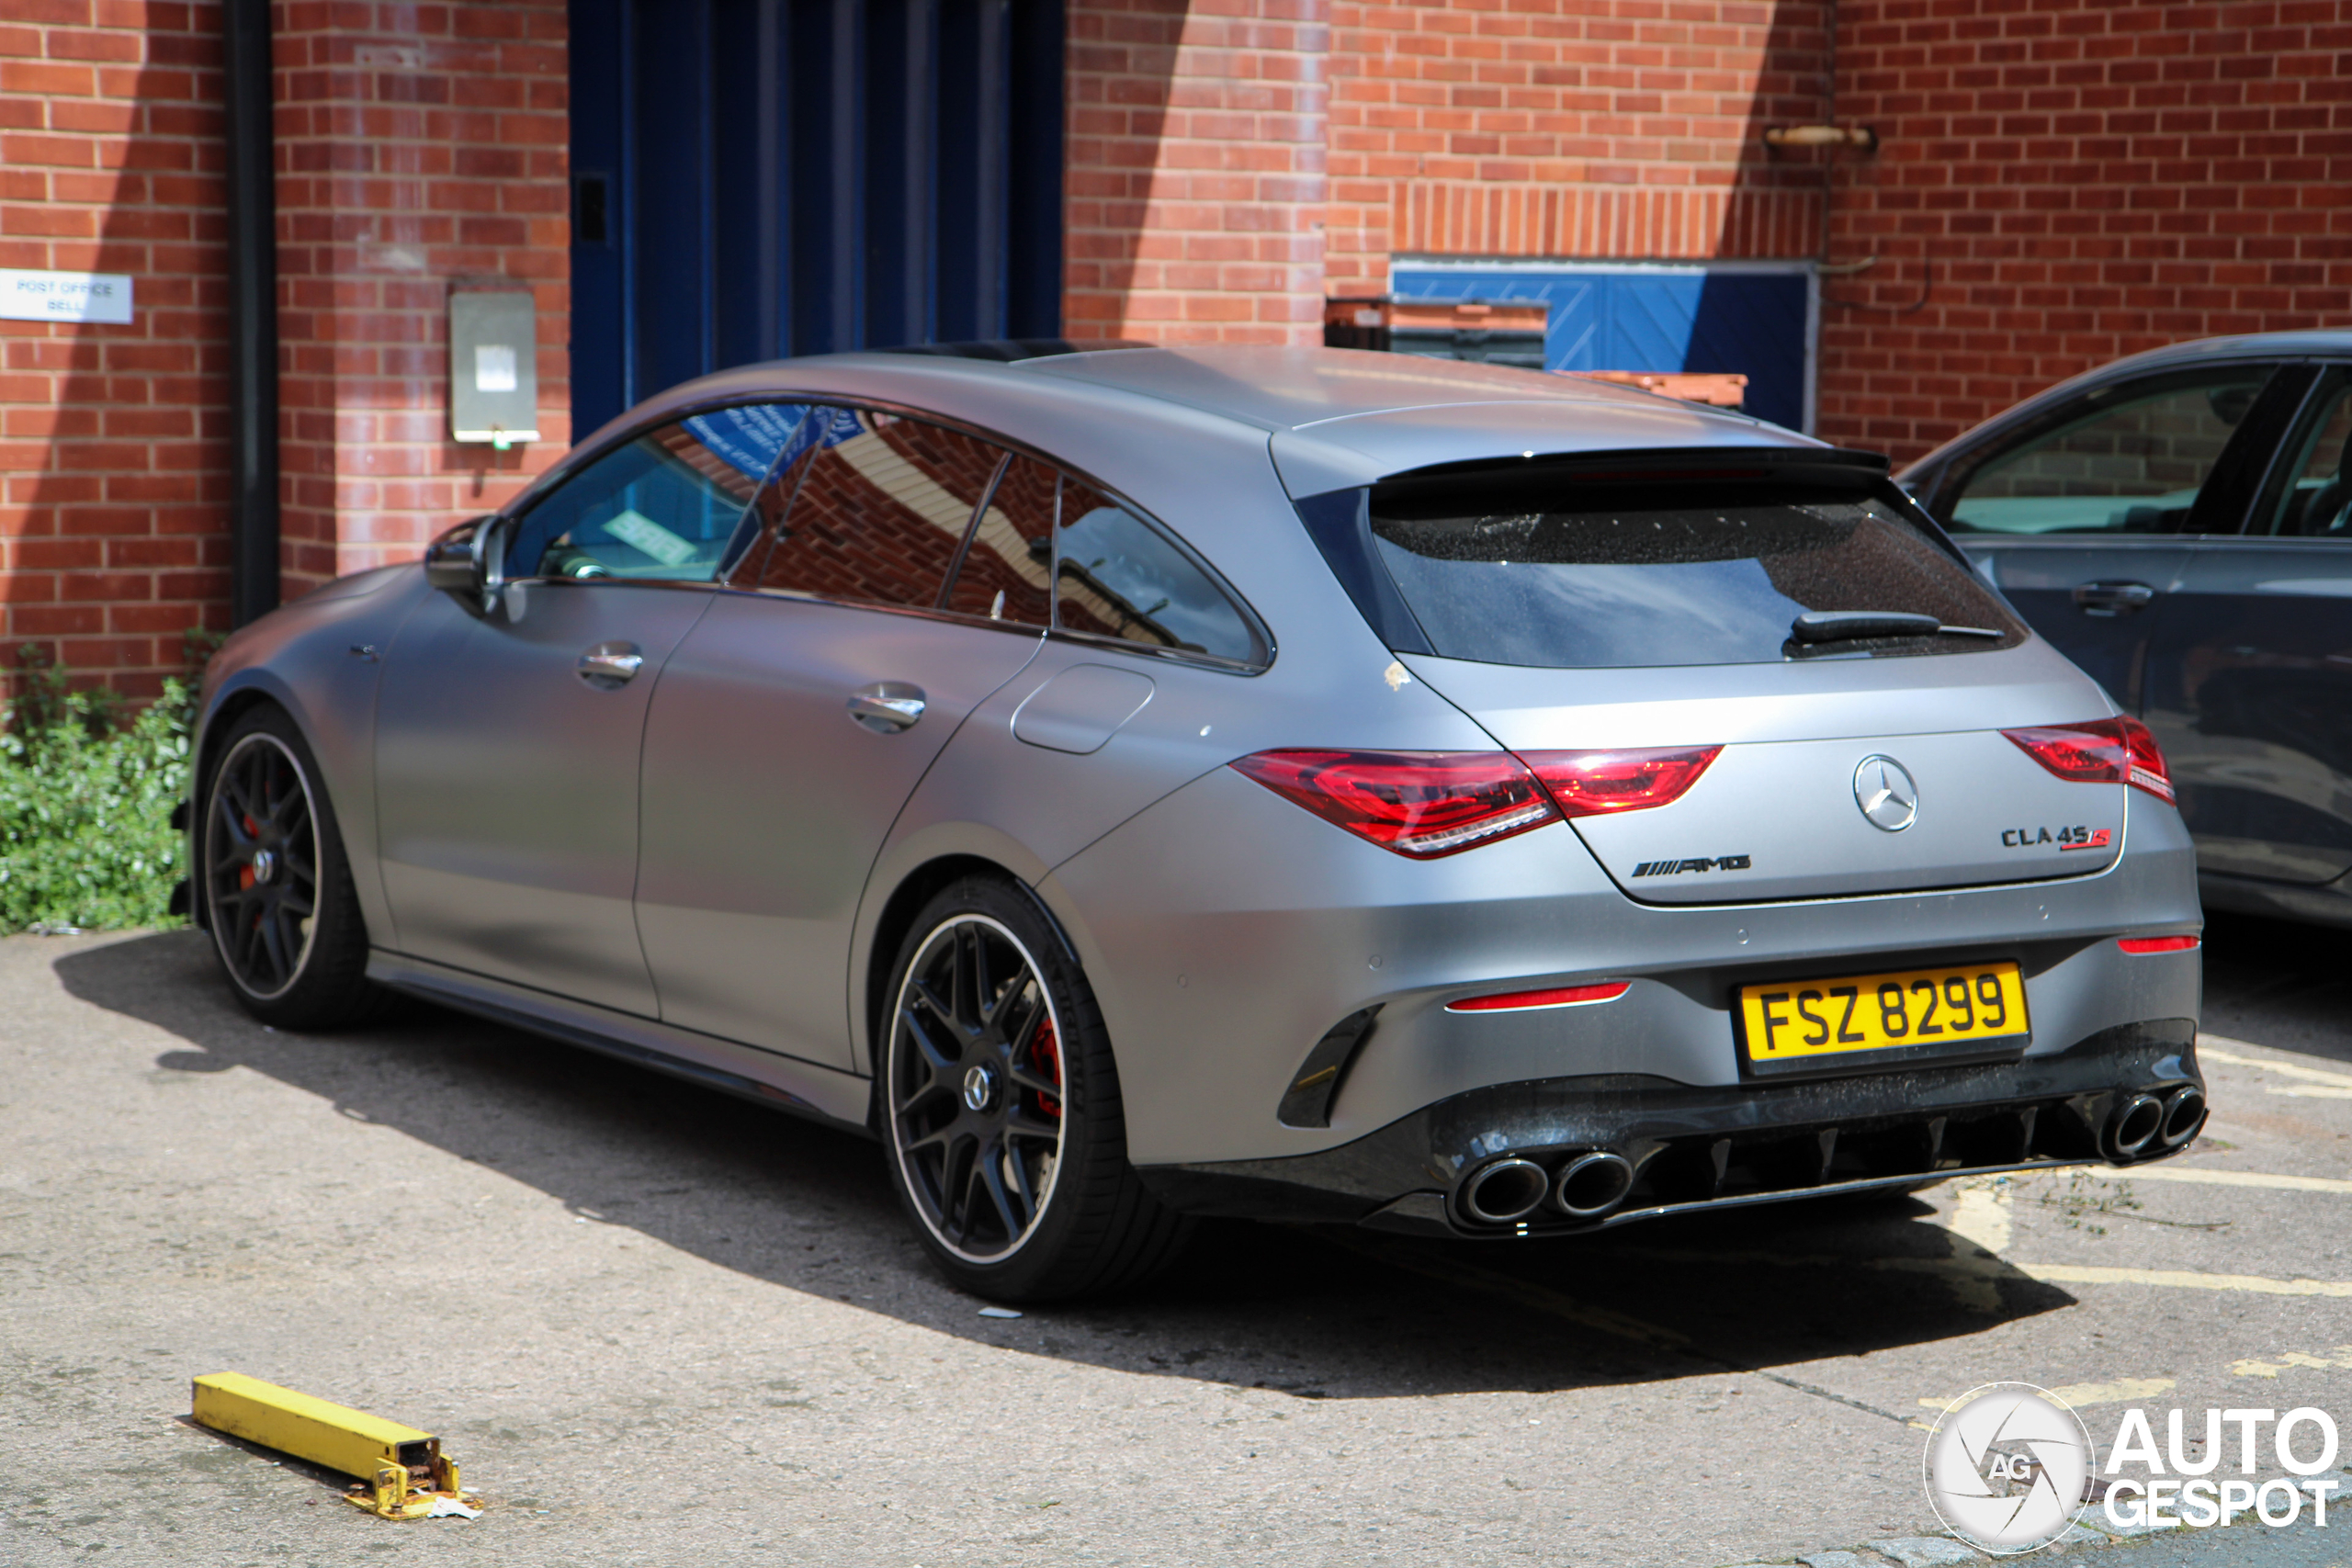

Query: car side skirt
left=367, top=949, right=876, bottom=1134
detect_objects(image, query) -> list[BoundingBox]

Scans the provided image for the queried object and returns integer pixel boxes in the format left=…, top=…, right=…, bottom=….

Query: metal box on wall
left=449, top=288, right=539, bottom=447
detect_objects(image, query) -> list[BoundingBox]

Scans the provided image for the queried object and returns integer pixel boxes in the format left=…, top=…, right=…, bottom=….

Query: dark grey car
left=1901, top=333, right=2352, bottom=929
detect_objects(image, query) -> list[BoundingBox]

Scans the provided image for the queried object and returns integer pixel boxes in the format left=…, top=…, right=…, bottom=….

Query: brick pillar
left=1064, top=0, right=1330, bottom=345
left=0, top=0, right=231, bottom=695
left=269, top=0, right=569, bottom=597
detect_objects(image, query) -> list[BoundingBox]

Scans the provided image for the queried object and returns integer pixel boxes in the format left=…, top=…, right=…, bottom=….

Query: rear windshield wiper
left=1790, top=611, right=2004, bottom=645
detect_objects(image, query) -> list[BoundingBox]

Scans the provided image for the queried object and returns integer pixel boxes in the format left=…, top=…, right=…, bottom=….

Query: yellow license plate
left=1738, top=961, right=2029, bottom=1066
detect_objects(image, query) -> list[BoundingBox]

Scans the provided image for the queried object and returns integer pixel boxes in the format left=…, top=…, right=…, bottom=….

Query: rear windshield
left=1367, top=479, right=2023, bottom=670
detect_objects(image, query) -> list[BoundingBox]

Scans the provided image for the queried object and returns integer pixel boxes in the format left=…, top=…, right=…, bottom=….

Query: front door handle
left=2073, top=581, right=2158, bottom=616
left=848, top=682, right=927, bottom=734
left=577, top=641, right=645, bottom=688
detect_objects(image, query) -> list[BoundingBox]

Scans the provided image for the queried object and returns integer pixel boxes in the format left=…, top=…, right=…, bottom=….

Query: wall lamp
left=1764, top=125, right=1879, bottom=153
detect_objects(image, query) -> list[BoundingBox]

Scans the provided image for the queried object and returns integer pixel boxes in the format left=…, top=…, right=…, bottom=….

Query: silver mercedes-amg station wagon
left=187, top=344, right=2205, bottom=1301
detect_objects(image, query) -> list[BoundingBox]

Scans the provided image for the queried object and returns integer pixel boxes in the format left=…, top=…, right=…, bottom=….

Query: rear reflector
left=1229, top=750, right=1559, bottom=858
left=2002, top=716, right=2175, bottom=803
left=1518, top=746, right=1723, bottom=818
left=2117, top=934, right=2199, bottom=954
left=1446, top=981, right=1631, bottom=1013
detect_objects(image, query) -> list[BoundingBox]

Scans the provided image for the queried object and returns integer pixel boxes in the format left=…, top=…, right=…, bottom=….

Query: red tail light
left=1520, top=746, right=1723, bottom=818
left=2118, top=934, right=2199, bottom=954
left=1446, top=981, right=1631, bottom=1013
left=1230, top=750, right=1559, bottom=858
left=2002, top=717, right=2174, bottom=803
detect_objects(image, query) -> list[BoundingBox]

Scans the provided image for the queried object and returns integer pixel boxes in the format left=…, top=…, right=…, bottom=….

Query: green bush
left=0, top=649, right=197, bottom=932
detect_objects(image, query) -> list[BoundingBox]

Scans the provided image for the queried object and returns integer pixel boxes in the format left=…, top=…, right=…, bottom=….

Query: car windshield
left=1367, top=478, right=2023, bottom=670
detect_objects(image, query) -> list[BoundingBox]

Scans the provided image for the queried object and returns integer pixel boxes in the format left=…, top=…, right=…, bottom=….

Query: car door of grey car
left=2147, top=364, right=2352, bottom=891
left=374, top=407, right=802, bottom=1012
left=632, top=407, right=1046, bottom=1068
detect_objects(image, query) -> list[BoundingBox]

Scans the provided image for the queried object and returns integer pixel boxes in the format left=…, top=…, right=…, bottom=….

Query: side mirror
left=424, top=516, right=500, bottom=599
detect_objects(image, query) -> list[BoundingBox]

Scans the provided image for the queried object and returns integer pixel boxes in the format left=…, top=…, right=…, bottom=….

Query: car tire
left=878, top=876, right=1191, bottom=1303
left=198, top=705, right=381, bottom=1030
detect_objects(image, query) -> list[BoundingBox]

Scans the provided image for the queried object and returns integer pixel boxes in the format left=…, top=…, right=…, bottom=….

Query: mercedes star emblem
left=1854, top=755, right=1918, bottom=832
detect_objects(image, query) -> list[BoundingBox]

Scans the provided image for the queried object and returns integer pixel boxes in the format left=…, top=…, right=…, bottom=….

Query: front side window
left=1368, top=476, right=2022, bottom=670
left=1946, top=367, right=2275, bottom=536
left=504, top=404, right=810, bottom=581
left=731, top=406, right=1007, bottom=609
left=2262, top=373, right=2352, bottom=537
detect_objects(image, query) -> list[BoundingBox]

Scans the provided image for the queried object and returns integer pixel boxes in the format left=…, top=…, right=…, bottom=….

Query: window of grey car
left=1052, top=476, right=1265, bottom=665
left=1365, top=479, right=2024, bottom=670
left=936, top=455, right=1267, bottom=667
left=943, top=452, right=1055, bottom=625
left=729, top=405, right=1007, bottom=609
left=503, top=404, right=812, bottom=581
left=1945, top=367, right=2275, bottom=535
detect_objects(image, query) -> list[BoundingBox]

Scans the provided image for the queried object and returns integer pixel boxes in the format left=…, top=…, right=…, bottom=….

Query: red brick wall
left=1819, top=0, right=2352, bottom=462
left=1063, top=0, right=1331, bottom=344
left=270, top=0, right=570, bottom=597
left=0, top=0, right=230, bottom=695
left=1326, top=0, right=1831, bottom=295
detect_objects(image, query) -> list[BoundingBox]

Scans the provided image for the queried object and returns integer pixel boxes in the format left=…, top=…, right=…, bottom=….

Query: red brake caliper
left=1032, top=1013, right=1062, bottom=1119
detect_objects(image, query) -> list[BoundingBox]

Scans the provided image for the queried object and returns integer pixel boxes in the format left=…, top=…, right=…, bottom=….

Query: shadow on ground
left=58, top=931, right=2070, bottom=1404
left=2200, top=910, right=2352, bottom=1065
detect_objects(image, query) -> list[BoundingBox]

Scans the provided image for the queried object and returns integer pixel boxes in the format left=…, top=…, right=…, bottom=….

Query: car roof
left=577, top=344, right=1825, bottom=502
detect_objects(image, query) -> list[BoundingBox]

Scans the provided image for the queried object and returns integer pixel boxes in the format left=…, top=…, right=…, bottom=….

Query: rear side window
left=1367, top=478, right=2023, bottom=670
left=1054, top=479, right=1264, bottom=665
left=731, top=406, right=1007, bottom=608
left=936, top=458, right=1269, bottom=667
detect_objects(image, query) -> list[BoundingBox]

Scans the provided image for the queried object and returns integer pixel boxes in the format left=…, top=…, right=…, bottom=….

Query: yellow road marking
left=1948, top=1182, right=2013, bottom=1253
left=2232, top=1348, right=2352, bottom=1378
left=1917, top=1377, right=2176, bottom=1414
left=2078, top=1167, right=2352, bottom=1194
left=2199, top=1042, right=2352, bottom=1088
left=2018, top=1264, right=2352, bottom=1297
left=2268, top=1086, right=2352, bottom=1100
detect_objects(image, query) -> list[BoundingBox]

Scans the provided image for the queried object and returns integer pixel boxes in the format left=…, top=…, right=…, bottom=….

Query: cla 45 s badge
left=2002, top=825, right=2112, bottom=852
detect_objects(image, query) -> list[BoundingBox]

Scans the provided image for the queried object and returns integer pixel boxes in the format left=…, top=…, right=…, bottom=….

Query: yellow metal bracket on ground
left=190, top=1371, right=481, bottom=1519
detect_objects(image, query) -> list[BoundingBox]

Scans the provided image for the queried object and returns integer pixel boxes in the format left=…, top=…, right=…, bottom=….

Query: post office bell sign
left=449, top=289, right=539, bottom=447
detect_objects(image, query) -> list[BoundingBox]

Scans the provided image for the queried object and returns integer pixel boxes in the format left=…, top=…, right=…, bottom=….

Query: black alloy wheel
left=205, top=729, right=321, bottom=998
left=888, top=914, right=1068, bottom=1262
left=199, top=705, right=379, bottom=1029
left=880, top=878, right=1191, bottom=1302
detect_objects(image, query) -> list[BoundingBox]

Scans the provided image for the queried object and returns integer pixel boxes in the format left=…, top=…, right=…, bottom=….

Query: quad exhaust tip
left=1554, top=1151, right=1635, bottom=1219
left=1459, top=1158, right=1550, bottom=1224
left=2107, top=1093, right=2165, bottom=1160
left=2159, top=1085, right=2206, bottom=1148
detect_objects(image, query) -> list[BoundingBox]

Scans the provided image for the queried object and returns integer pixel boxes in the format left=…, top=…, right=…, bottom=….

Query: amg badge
left=1632, top=854, right=1753, bottom=877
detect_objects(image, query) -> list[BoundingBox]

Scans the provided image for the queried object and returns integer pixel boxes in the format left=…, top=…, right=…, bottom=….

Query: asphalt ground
left=3, top=911, right=2349, bottom=1567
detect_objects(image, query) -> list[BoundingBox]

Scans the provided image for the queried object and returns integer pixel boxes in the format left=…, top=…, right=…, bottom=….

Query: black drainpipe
left=221, top=0, right=279, bottom=626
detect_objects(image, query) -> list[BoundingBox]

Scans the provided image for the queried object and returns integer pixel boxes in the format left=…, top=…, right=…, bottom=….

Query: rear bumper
left=1136, top=1019, right=2201, bottom=1236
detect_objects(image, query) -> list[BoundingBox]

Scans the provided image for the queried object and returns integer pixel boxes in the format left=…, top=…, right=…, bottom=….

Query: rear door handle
left=577, top=641, right=645, bottom=687
left=2072, top=581, right=2158, bottom=616
left=848, top=682, right=927, bottom=734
